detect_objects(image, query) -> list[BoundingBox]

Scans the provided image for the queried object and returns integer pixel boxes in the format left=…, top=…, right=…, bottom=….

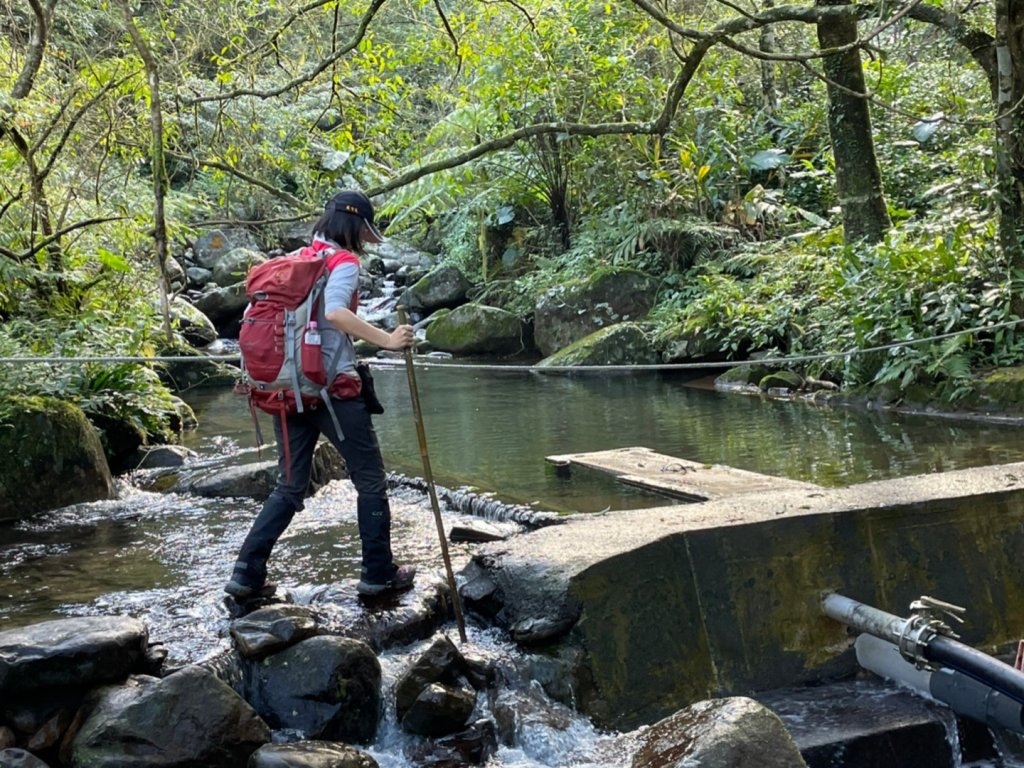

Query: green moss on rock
left=425, top=304, right=525, bottom=355
left=0, top=396, right=114, bottom=520
left=536, top=323, right=660, bottom=368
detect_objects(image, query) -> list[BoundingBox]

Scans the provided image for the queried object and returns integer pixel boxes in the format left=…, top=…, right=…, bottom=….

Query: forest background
left=2, top=0, right=1024, bottom=446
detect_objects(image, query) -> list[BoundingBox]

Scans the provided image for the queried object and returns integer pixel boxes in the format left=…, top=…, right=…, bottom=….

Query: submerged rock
left=229, top=605, right=322, bottom=659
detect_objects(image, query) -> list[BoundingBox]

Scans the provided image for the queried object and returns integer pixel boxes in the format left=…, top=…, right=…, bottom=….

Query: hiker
left=225, top=190, right=417, bottom=600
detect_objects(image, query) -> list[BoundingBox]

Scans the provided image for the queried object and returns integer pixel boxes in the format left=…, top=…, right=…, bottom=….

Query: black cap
left=328, top=190, right=385, bottom=243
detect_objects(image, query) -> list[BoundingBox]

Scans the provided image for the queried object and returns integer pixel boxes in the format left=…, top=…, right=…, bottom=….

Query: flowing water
left=5, top=364, right=1024, bottom=766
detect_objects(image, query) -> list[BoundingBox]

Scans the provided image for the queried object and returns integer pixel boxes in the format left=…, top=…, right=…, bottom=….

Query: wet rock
left=400, top=682, right=476, bottom=737
left=449, top=522, right=509, bottom=544
left=367, top=240, right=434, bottom=271
left=457, top=554, right=581, bottom=646
left=185, top=461, right=278, bottom=500
left=177, top=442, right=345, bottom=501
left=230, top=605, right=321, bottom=659
left=309, top=442, right=348, bottom=494
left=131, top=445, right=196, bottom=470
left=249, top=741, right=379, bottom=768
left=341, top=577, right=450, bottom=652
left=0, top=397, right=115, bottom=520
left=714, top=364, right=778, bottom=391
left=631, top=696, right=807, bottom=768
left=245, top=636, right=380, bottom=743
left=0, top=726, right=14, bottom=749
left=425, top=304, right=528, bottom=356
left=490, top=686, right=574, bottom=747
left=71, top=666, right=269, bottom=767
left=533, top=269, right=658, bottom=357
left=0, top=617, right=148, bottom=698
left=535, top=322, right=660, bottom=369
left=407, top=718, right=498, bottom=766
left=26, top=707, right=72, bottom=752
left=393, top=635, right=481, bottom=723
left=153, top=341, right=239, bottom=392
left=0, top=749, right=51, bottom=768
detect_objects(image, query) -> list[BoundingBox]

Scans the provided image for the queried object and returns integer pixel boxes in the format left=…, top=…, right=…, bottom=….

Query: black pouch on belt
left=356, top=362, right=385, bottom=415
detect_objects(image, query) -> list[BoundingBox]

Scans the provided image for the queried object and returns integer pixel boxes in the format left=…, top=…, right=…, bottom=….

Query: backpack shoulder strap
left=325, top=249, right=360, bottom=270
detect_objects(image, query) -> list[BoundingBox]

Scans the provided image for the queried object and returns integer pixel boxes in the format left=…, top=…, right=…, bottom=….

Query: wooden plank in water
left=545, top=446, right=819, bottom=502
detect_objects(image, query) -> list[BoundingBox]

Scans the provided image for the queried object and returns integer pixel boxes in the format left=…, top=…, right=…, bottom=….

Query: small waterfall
left=387, top=472, right=562, bottom=529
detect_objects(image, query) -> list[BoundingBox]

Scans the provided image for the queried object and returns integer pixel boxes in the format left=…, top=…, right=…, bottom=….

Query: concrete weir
left=461, top=460, right=1024, bottom=731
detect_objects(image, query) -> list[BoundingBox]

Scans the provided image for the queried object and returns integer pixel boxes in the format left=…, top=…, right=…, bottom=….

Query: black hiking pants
left=231, top=396, right=396, bottom=588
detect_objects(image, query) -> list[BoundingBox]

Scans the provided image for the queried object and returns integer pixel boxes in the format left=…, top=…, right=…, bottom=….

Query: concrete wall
left=477, top=462, right=1024, bottom=731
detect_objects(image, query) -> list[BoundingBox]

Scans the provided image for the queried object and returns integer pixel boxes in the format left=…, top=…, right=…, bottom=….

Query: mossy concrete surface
left=0, top=397, right=114, bottom=520
left=469, top=461, right=1024, bottom=730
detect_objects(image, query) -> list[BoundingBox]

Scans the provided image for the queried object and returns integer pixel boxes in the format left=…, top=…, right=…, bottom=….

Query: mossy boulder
left=533, top=269, right=659, bottom=357
left=399, top=265, right=471, bottom=315
left=535, top=322, right=660, bottom=368
left=758, top=370, right=804, bottom=392
left=715, top=365, right=778, bottom=390
left=0, top=397, right=114, bottom=520
left=425, top=304, right=528, bottom=356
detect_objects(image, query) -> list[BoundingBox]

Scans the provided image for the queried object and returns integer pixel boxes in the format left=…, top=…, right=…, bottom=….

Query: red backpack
left=237, top=242, right=360, bottom=472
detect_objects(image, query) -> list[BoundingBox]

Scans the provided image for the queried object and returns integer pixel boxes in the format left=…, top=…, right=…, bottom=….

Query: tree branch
left=11, top=0, right=51, bottom=99
left=368, top=46, right=708, bottom=196
left=0, top=215, right=125, bottom=262
left=182, top=0, right=388, bottom=105
left=37, top=74, right=134, bottom=183
left=172, top=152, right=308, bottom=208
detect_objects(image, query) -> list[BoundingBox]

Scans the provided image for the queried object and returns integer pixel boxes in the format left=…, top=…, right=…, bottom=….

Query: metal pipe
left=822, top=592, right=909, bottom=645
left=396, top=306, right=468, bottom=643
left=824, top=592, right=1024, bottom=707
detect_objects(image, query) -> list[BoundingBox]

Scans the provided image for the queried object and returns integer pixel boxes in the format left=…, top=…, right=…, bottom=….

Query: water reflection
left=183, top=365, right=1024, bottom=511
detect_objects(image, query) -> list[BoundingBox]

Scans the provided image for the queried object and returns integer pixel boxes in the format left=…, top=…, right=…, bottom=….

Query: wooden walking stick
left=397, top=306, right=468, bottom=642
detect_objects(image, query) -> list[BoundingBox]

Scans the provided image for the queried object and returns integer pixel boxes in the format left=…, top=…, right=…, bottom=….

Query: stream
left=6, top=364, right=1024, bottom=766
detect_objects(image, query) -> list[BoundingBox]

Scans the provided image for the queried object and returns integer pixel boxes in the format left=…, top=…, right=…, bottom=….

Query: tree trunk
left=816, top=0, right=891, bottom=244
left=760, top=2, right=779, bottom=115
left=119, top=0, right=173, bottom=342
left=995, top=0, right=1024, bottom=268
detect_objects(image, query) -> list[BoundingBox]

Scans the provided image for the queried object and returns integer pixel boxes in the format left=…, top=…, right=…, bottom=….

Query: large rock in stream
left=71, top=666, right=269, bottom=767
left=535, top=322, right=660, bottom=368
left=631, top=697, right=807, bottom=768
left=0, top=617, right=148, bottom=699
left=0, top=397, right=114, bottom=520
left=533, top=269, right=659, bottom=357
left=425, top=304, right=528, bottom=356
left=244, top=636, right=381, bottom=743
